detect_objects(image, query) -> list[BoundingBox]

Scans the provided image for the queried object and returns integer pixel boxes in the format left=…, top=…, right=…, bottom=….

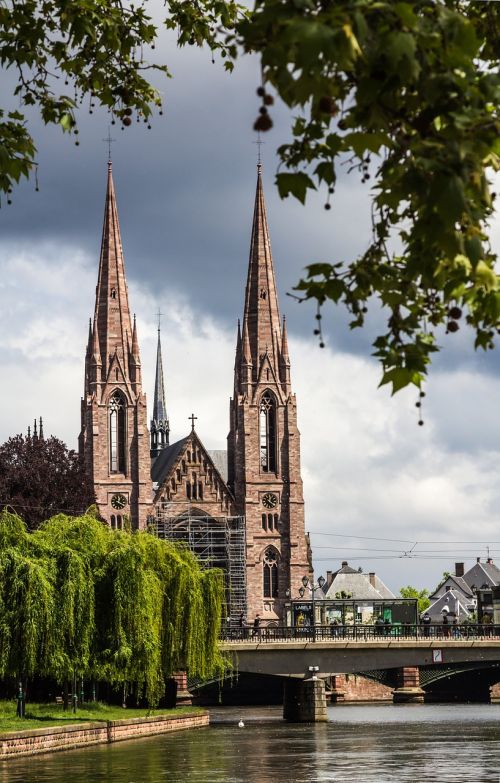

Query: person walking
left=252, top=614, right=261, bottom=638
left=238, top=611, right=246, bottom=640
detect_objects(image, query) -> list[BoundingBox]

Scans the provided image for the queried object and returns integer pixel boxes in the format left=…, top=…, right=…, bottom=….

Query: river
left=2, top=704, right=500, bottom=783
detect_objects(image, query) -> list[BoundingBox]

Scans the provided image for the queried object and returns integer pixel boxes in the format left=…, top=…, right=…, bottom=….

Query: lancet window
left=109, top=391, right=126, bottom=473
left=259, top=392, right=277, bottom=472
left=263, top=547, right=279, bottom=598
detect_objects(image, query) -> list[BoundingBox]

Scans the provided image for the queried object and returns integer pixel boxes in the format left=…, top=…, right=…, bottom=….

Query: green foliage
left=237, top=0, right=500, bottom=390
left=2, top=1, right=500, bottom=385
left=399, top=585, right=430, bottom=614
left=0, top=511, right=227, bottom=706
left=0, top=0, right=245, bottom=197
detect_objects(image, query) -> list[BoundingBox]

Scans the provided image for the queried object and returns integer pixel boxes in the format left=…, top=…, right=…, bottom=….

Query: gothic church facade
left=79, top=160, right=310, bottom=623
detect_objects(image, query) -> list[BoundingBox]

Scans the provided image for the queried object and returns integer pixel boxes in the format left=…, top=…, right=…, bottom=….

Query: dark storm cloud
left=1, top=33, right=499, bottom=377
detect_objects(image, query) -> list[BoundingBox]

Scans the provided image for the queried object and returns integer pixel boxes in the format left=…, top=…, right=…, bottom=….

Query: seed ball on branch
left=253, top=114, right=273, bottom=132
left=124, top=107, right=133, bottom=117
left=259, top=106, right=268, bottom=115
left=263, top=94, right=274, bottom=106
left=256, top=86, right=265, bottom=97
left=318, top=96, right=337, bottom=115
left=447, top=320, right=459, bottom=333
left=123, top=117, right=132, bottom=127
left=448, top=306, right=462, bottom=320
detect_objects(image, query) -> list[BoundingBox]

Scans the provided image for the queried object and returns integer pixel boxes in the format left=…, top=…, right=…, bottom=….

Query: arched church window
left=262, top=513, right=267, bottom=530
left=109, top=391, right=126, bottom=473
left=263, top=547, right=279, bottom=598
left=192, top=473, right=197, bottom=500
left=274, top=514, right=279, bottom=530
left=260, top=288, right=267, bottom=300
left=187, top=450, right=191, bottom=462
left=259, top=392, right=277, bottom=473
left=186, top=482, right=191, bottom=500
left=110, top=514, right=116, bottom=530
left=110, top=288, right=116, bottom=299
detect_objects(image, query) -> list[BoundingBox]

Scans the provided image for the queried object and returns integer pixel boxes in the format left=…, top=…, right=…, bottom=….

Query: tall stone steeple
left=150, top=323, right=169, bottom=459
left=228, top=164, right=310, bottom=623
left=79, top=161, right=151, bottom=530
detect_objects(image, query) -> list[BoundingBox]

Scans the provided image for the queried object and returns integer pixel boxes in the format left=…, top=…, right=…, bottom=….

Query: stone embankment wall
left=0, top=713, right=208, bottom=760
left=331, top=674, right=392, bottom=702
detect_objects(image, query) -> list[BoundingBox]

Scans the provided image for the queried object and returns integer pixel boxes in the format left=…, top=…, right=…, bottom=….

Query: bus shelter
left=286, top=598, right=418, bottom=628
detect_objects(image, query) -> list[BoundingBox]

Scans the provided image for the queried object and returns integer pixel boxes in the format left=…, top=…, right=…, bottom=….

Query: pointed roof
left=242, top=164, right=282, bottom=373
left=281, top=316, right=290, bottom=363
left=153, top=325, right=168, bottom=423
left=131, top=314, right=140, bottom=361
left=91, top=317, right=102, bottom=365
left=151, top=436, right=189, bottom=484
left=94, top=161, right=133, bottom=374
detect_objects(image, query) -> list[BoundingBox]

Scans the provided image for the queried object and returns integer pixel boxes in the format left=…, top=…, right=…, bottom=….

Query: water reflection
left=2, top=704, right=500, bottom=783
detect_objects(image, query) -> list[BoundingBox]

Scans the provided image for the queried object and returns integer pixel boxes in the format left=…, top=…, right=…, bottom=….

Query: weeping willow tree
left=0, top=509, right=226, bottom=705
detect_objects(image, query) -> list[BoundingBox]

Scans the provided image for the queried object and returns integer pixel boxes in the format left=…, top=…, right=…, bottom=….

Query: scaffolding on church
left=149, top=513, right=246, bottom=625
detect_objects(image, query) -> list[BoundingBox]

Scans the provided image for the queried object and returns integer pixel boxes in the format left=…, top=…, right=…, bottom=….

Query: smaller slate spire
left=150, top=320, right=169, bottom=459
left=39, top=417, right=44, bottom=440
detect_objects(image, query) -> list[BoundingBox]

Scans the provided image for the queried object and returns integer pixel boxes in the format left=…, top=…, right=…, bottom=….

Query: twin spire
left=86, top=158, right=287, bottom=457
left=237, top=164, right=291, bottom=394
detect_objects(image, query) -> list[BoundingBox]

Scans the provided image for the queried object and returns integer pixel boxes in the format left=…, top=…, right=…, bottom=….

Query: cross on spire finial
left=103, top=126, right=116, bottom=163
left=253, top=132, right=265, bottom=170
left=189, top=413, right=197, bottom=431
left=157, top=307, right=163, bottom=332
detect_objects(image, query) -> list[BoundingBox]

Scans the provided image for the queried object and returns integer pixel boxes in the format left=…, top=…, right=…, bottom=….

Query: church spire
left=241, top=164, right=282, bottom=379
left=93, top=161, right=133, bottom=378
left=150, top=321, right=169, bottom=458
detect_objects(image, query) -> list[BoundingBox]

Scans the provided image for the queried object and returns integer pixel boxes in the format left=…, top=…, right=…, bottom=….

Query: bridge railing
left=221, top=624, right=500, bottom=643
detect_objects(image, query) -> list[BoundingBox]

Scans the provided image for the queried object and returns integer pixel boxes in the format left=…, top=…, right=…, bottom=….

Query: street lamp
left=301, top=574, right=326, bottom=641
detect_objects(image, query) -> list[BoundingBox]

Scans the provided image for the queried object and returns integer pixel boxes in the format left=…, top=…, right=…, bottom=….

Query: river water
left=2, top=704, right=500, bottom=783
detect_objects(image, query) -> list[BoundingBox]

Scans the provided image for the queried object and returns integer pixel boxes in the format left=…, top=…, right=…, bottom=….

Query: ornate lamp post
left=300, top=574, right=326, bottom=641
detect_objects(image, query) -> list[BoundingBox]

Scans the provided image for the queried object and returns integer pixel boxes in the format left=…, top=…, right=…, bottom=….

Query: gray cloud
left=2, top=30, right=500, bottom=594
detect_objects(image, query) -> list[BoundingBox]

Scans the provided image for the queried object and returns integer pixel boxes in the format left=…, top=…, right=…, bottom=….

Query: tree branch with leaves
left=2, top=1, right=500, bottom=389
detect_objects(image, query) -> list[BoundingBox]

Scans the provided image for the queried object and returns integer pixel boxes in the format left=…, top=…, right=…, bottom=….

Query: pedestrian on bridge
left=252, top=614, right=261, bottom=639
left=421, top=612, right=431, bottom=638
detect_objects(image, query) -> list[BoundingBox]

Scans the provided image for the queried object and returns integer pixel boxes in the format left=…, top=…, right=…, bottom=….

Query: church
left=79, top=159, right=311, bottom=624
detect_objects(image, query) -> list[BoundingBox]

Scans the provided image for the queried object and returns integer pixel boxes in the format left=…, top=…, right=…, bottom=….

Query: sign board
left=432, top=649, right=443, bottom=663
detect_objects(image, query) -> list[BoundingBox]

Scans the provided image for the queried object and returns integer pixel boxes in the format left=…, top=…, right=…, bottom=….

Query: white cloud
left=1, top=242, right=500, bottom=595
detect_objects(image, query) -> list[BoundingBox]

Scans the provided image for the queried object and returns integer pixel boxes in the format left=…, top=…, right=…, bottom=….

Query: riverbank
left=0, top=703, right=208, bottom=760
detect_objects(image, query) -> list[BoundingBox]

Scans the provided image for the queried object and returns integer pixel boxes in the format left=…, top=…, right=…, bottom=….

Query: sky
left=1, top=16, right=500, bottom=594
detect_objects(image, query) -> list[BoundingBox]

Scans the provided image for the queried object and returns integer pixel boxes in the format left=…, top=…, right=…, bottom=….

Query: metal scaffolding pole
left=149, top=513, right=246, bottom=624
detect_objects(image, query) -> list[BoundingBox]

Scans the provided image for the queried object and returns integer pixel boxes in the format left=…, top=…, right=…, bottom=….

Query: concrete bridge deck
left=220, top=637, right=500, bottom=677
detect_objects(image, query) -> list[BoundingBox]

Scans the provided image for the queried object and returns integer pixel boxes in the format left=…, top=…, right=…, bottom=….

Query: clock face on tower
left=262, top=492, right=278, bottom=509
left=111, top=493, right=127, bottom=510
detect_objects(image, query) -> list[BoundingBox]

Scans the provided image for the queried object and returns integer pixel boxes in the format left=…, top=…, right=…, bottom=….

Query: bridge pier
left=172, top=671, right=193, bottom=706
left=392, top=667, right=424, bottom=704
left=283, top=677, right=328, bottom=722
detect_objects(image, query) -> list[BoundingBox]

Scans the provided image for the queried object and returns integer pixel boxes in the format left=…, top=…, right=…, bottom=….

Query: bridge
left=218, top=625, right=500, bottom=721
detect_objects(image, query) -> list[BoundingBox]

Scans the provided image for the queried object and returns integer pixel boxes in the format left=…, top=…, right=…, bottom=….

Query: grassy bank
left=0, top=701, right=204, bottom=734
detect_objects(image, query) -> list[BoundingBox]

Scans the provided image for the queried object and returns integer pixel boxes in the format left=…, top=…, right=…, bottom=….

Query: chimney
left=477, top=557, right=481, bottom=563
left=455, top=562, right=464, bottom=577
left=487, top=557, right=493, bottom=565
left=446, top=585, right=451, bottom=591
left=326, top=570, right=333, bottom=587
left=341, top=561, right=348, bottom=568
left=369, top=572, right=376, bottom=587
